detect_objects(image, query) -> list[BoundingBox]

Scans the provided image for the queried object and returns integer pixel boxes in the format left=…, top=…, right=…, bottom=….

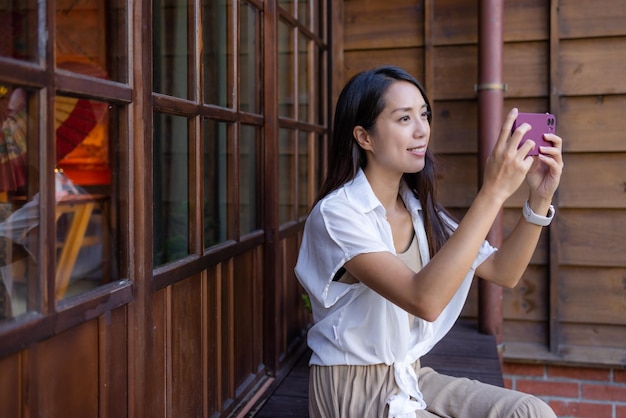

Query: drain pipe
left=476, top=0, right=505, bottom=345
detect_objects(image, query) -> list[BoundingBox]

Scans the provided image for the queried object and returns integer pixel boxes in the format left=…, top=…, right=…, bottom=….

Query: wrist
left=523, top=200, right=555, bottom=226
left=527, top=195, right=553, bottom=217
left=476, top=186, right=508, bottom=209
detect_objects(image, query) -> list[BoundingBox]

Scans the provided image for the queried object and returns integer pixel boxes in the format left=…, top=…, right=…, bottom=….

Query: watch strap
left=523, top=200, right=555, bottom=226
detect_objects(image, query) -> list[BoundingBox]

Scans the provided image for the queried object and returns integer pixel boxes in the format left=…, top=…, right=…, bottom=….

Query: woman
left=295, top=66, right=562, bottom=417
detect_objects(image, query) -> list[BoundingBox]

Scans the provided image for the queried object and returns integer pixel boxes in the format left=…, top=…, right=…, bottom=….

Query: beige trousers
left=309, top=362, right=556, bottom=418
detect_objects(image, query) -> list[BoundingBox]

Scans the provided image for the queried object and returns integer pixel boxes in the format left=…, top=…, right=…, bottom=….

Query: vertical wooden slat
left=98, top=312, right=110, bottom=418
left=232, top=1, right=241, bottom=240
left=227, top=259, right=236, bottom=399
left=214, top=264, right=224, bottom=412
left=191, top=0, right=203, bottom=254
left=548, top=0, right=561, bottom=355
left=42, top=0, right=56, bottom=316
left=165, top=286, right=172, bottom=418
left=202, top=269, right=209, bottom=418
left=423, top=0, right=434, bottom=101
left=128, top=0, right=156, bottom=416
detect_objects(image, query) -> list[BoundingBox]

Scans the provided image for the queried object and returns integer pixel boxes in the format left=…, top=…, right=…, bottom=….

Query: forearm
left=479, top=197, right=553, bottom=287
left=410, top=188, right=508, bottom=317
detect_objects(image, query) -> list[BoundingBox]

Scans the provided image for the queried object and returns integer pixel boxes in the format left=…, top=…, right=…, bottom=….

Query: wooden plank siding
left=0, top=1, right=624, bottom=418
left=341, top=0, right=626, bottom=368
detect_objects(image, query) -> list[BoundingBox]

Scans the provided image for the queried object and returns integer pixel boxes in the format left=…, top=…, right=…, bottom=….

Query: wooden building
left=0, top=1, right=623, bottom=417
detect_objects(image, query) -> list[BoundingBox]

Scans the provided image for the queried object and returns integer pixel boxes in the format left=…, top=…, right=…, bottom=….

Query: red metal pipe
left=477, top=0, right=504, bottom=343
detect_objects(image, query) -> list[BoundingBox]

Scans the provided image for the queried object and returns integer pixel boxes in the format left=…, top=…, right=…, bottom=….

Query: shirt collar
left=343, top=169, right=385, bottom=214
left=343, top=169, right=423, bottom=215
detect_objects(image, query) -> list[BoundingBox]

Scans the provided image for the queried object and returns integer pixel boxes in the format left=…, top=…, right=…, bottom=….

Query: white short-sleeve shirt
left=295, top=169, right=496, bottom=415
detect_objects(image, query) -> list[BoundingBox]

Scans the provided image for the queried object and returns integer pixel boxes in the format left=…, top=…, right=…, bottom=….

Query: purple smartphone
left=511, top=112, right=556, bottom=155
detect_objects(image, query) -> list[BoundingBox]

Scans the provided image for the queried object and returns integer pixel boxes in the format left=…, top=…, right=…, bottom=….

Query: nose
left=414, top=116, right=429, bottom=138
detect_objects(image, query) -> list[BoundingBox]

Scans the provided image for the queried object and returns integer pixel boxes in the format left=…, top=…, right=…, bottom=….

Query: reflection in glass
left=54, top=95, right=116, bottom=301
left=0, top=86, right=37, bottom=319
left=153, top=0, right=189, bottom=99
left=240, top=2, right=260, bottom=113
left=240, top=125, right=258, bottom=235
left=202, top=0, right=230, bottom=107
left=278, top=20, right=295, bottom=118
left=0, top=90, right=120, bottom=314
left=0, top=1, right=37, bottom=61
left=204, top=119, right=230, bottom=248
left=153, top=113, right=190, bottom=265
left=278, top=128, right=295, bottom=224
left=298, top=34, right=309, bottom=121
left=56, top=0, right=124, bottom=82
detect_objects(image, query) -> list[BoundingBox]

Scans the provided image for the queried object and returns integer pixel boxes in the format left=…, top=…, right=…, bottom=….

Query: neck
left=363, top=168, right=403, bottom=214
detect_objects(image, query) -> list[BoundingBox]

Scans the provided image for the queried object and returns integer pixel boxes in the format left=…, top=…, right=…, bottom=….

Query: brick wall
left=503, top=363, right=626, bottom=418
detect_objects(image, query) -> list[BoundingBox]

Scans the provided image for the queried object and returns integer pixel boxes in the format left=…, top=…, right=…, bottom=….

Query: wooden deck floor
left=248, top=319, right=503, bottom=417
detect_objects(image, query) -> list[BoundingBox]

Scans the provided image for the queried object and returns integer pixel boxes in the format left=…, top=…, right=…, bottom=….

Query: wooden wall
left=0, top=2, right=314, bottom=417
left=340, top=0, right=626, bottom=366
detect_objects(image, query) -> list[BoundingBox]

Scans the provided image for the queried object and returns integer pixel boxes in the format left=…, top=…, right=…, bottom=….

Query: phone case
left=511, top=112, right=556, bottom=155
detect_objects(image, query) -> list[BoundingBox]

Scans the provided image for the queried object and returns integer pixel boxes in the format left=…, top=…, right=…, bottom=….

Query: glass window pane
left=55, top=95, right=118, bottom=301
left=202, top=0, right=230, bottom=107
left=278, top=128, right=295, bottom=224
left=239, top=2, right=260, bottom=114
left=240, top=125, right=258, bottom=235
left=153, top=113, right=189, bottom=266
left=298, top=34, right=309, bottom=121
left=153, top=0, right=189, bottom=99
left=278, top=0, right=294, bottom=17
left=203, top=119, right=230, bottom=248
left=298, top=0, right=310, bottom=27
left=278, top=20, right=294, bottom=118
left=0, top=1, right=38, bottom=62
left=56, top=0, right=127, bottom=83
left=313, top=44, right=323, bottom=125
left=297, top=131, right=309, bottom=218
left=0, top=86, right=38, bottom=319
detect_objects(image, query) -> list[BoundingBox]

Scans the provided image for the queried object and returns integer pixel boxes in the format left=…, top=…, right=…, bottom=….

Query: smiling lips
left=407, top=146, right=426, bottom=154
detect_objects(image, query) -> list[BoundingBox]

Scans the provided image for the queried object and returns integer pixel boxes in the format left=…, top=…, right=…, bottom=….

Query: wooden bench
left=248, top=319, right=503, bottom=417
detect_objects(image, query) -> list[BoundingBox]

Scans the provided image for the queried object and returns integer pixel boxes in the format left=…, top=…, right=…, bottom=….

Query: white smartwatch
left=523, top=200, right=555, bottom=226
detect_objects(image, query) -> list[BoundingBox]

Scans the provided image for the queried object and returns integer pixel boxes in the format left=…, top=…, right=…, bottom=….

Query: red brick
left=517, top=379, right=579, bottom=398
left=502, top=362, right=545, bottom=377
left=547, top=365, right=610, bottom=382
left=582, top=382, right=626, bottom=402
left=503, top=377, right=513, bottom=390
left=549, top=400, right=613, bottom=418
left=615, top=369, right=626, bottom=384
left=617, top=404, right=626, bottom=418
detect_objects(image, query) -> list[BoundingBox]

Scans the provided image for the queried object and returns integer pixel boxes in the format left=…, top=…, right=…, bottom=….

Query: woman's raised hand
left=481, top=108, right=536, bottom=205
left=525, top=131, right=563, bottom=203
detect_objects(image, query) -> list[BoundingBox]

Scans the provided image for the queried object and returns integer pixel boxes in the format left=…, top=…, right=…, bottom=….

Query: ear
left=353, top=126, right=372, bottom=151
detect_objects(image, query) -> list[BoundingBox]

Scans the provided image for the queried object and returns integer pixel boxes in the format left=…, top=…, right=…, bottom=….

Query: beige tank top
left=336, top=231, right=421, bottom=282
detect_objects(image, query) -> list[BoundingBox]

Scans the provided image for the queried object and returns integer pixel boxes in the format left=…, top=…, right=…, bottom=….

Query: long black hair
left=316, top=65, right=452, bottom=257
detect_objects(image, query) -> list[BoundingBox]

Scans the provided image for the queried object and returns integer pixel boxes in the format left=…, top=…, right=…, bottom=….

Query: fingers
left=539, top=133, right=563, bottom=153
left=526, top=133, right=564, bottom=198
left=537, top=134, right=564, bottom=164
left=496, top=108, right=520, bottom=151
left=504, top=108, right=536, bottom=158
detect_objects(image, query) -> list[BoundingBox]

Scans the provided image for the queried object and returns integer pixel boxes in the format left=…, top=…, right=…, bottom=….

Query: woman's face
left=356, top=80, right=431, bottom=177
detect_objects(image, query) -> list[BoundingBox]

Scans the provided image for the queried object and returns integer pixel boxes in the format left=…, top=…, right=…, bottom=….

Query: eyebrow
left=390, top=104, right=428, bottom=114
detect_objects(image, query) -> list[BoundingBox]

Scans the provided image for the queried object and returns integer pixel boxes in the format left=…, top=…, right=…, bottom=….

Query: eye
left=399, top=115, right=411, bottom=122
left=421, top=110, right=431, bottom=119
